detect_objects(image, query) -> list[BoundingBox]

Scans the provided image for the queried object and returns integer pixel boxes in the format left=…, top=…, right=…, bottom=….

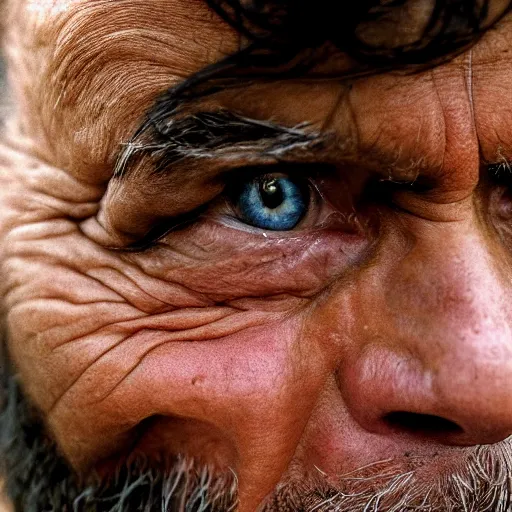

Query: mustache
left=262, top=441, right=512, bottom=512
left=2, top=368, right=512, bottom=512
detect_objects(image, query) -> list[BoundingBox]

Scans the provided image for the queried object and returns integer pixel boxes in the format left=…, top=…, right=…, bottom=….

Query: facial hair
left=1, top=360, right=512, bottom=511
left=262, top=443, right=512, bottom=511
left=0, top=371, right=238, bottom=512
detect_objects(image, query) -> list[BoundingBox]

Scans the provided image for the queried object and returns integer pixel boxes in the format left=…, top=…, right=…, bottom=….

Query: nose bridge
left=376, top=217, right=512, bottom=442
left=388, top=219, right=511, bottom=364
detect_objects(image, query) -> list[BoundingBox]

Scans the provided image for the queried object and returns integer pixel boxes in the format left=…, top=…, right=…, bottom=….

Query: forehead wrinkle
left=4, top=0, right=238, bottom=178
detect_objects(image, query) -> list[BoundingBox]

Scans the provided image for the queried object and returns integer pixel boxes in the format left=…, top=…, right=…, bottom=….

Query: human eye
left=230, top=172, right=311, bottom=231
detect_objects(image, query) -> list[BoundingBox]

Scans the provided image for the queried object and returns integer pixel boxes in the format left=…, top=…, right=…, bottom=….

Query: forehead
left=16, top=0, right=237, bottom=82
left=5, top=0, right=512, bottom=185
left=7, top=0, right=512, bottom=94
left=3, top=0, right=239, bottom=171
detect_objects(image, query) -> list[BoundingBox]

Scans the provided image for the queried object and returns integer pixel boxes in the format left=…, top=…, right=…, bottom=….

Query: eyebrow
left=114, top=108, right=326, bottom=180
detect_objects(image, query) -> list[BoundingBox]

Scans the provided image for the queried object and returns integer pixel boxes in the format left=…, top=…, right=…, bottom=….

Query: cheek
left=50, top=319, right=320, bottom=461
left=4, top=217, right=343, bottom=471
left=3, top=224, right=270, bottom=408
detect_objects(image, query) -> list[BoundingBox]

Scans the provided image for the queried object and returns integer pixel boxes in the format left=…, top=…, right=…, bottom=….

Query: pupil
left=260, top=179, right=284, bottom=209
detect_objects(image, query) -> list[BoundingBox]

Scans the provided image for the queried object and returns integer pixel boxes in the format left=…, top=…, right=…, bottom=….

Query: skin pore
left=2, top=0, right=512, bottom=510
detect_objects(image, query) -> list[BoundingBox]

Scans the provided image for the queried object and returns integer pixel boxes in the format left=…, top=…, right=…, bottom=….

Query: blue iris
left=236, top=175, right=308, bottom=231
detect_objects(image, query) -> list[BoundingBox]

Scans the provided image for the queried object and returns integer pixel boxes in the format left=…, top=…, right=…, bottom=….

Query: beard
left=0, top=372, right=238, bottom=512
left=2, top=450, right=236, bottom=512
left=1, top=360, right=512, bottom=511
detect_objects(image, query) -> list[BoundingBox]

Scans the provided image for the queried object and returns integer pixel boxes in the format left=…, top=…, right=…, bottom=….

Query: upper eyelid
left=222, top=162, right=337, bottom=183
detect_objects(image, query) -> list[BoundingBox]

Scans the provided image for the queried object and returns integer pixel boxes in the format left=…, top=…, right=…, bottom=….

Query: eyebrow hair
left=115, top=0, right=512, bottom=181
left=114, top=108, right=325, bottom=180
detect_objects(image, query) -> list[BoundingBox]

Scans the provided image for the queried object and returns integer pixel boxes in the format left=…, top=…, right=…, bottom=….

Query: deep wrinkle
left=3, top=1, right=512, bottom=511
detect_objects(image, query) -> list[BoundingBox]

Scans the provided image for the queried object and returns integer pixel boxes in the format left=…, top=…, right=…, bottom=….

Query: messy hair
left=157, top=0, right=512, bottom=107
left=204, top=0, right=512, bottom=73
left=123, top=0, right=512, bottom=179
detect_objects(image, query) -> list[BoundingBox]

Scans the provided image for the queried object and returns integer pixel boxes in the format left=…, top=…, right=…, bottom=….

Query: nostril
left=383, top=411, right=464, bottom=437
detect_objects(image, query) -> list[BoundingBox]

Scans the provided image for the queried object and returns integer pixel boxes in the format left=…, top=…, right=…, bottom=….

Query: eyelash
left=217, top=165, right=331, bottom=231
left=126, top=164, right=340, bottom=251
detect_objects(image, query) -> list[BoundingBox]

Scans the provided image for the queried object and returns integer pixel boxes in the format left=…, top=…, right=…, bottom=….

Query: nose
left=339, top=218, right=512, bottom=447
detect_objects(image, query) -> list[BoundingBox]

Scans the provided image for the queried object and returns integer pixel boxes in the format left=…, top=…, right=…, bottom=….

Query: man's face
left=1, top=0, right=512, bottom=510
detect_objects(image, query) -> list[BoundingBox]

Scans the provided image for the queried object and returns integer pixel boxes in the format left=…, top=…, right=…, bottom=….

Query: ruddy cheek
left=1, top=227, right=212, bottom=415
left=47, top=313, right=324, bottom=494
left=7, top=276, right=294, bottom=472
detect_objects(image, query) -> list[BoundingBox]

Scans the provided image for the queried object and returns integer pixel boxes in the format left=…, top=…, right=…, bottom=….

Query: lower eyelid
left=212, top=215, right=317, bottom=239
left=148, top=214, right=370, bottom=301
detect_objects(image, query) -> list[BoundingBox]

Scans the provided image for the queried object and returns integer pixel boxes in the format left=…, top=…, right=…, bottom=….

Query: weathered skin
left=1, top=0, right=512, bottom=510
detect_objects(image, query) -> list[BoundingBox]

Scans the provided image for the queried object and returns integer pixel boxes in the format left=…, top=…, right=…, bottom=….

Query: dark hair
left=120, top=0, right=512, bottom=187
left=133, top=0, right=512, bottom=153
left=205, top=0, right=512, bottom=74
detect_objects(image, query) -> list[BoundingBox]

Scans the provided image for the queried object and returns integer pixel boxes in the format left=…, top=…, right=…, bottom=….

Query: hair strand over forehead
left=205, top=0, right=512, bottom=73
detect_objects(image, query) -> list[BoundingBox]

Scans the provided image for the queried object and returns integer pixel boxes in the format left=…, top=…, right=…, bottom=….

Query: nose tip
left=341, top=347, right=512, bottom=448
left=330, top=219, right=512, bottom=452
